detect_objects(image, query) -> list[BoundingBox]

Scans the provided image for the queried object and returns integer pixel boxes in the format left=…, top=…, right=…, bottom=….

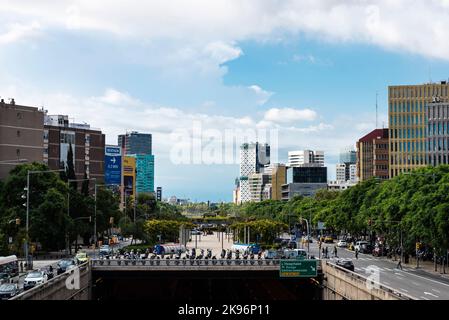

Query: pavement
left=309, top=241, right=449, bottom=300
left=186, top=231, right=233, bottom=256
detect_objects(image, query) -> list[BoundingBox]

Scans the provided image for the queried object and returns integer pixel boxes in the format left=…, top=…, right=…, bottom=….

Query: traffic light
left=15, top=218, right=21, bottom=225
left=109, top=217, right=114, bottom=224
left=416, top=242, right=421, bottom=250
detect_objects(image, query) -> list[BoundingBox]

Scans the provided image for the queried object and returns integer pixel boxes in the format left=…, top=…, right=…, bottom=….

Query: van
left=283, top=249, right=307, bottom=259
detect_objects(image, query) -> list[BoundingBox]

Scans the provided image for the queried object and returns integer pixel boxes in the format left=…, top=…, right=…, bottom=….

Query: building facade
left=248, top=173, right=271, bottom=202
left=357, top=129, right=389, bottom=181
left=118, top=132, right=152, bottom=155
left=287, top=150, right=324, bottom=167
left=0, top=99, right=44, bottom=180
left=269, top=163, right=286, bottom=201
left=239, top=143, right=270, bottom=203
left=131, top=154, right=155, bottom=194
left=389, top=81, right=449, bottom=177
left=281, top=183, right=327, bottom=200
left=426, top=100, right=449, bottom=166
left=44, top=114, right=105, bottom=182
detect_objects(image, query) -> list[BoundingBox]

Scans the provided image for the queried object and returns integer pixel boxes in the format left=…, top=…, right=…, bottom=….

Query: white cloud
left=264, top=107, right=317, bottom=123
left=0, top=21, right=41, bottom=44
left=248, top=85, right=274, bottom=106
left=2, top=1, right=449, bottom=60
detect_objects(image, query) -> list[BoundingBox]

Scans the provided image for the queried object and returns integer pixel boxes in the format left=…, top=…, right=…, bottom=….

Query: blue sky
left=2, top=1, right=449, bottom=202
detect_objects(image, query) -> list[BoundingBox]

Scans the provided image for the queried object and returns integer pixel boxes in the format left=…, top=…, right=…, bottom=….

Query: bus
left=153, top=244, right=186, bottom=255
left=0, top=255, right=19, bottom=278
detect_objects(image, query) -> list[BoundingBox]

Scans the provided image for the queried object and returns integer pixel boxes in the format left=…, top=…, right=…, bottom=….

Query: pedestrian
left=19, top=261, right=23, bottom=273
left=334, top=246, right=338, bottom=258
left=396, top=257, right=403, bottom=270
left=325, top=247, right=328, bottom=259
left=355, top=248, right=359, bottom=259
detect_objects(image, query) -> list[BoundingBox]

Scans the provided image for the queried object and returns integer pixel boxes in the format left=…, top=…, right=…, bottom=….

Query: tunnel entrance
left=92, top=270, right=322, bottom=300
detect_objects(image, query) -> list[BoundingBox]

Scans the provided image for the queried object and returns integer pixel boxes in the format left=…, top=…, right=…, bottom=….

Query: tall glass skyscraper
left=118, top=132, right=152, bottom=155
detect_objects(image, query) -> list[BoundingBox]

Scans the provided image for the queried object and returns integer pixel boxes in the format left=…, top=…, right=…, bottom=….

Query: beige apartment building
left=389, top=81, right=449, bottom=178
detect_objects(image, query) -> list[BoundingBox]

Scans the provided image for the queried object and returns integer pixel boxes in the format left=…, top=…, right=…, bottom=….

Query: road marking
left=424, top=292, right=439, bottom=298
left=394, top=272, right=404, bottom=276
left=383, top=281, right=390, bottom=285
left=420, top=296, right=430, bottom=300
left=431, top=289, right=441, bottom=294
left=411, top=281, right=420, bottom=286
left=396, top=270, right=449, bottom=288
left=399, top=288, right=409, bottom=293
left=355, top=267, right=363, bottom=271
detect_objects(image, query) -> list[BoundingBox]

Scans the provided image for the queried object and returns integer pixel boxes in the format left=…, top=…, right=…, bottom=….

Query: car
left=324, top=236, right=334, bottom=243
left=75, top=252, right=89, bottom=264
left=263, top=249, right=284, bottom=259
left=287, top=241, right=297, bottom=249
left=0, top=283, right=21, bottom=300
left=335, top=259, right=355, bottom=271
left=57, top=259, right=76, bottom=275
left=23, top=270, right=47, bottom=290
left=191, top=229, right=201, bottom=235
left=0, top=272, right=11, bottom=285
left=99, top=245, right=112, bottom=255
left=337, top=240, right=348, bottom=248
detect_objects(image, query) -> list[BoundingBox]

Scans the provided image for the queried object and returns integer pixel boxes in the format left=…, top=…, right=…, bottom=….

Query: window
left=16, top=149, right=20, bottom=156
left=16, top=130, right=20, bottom=137
left=16, top=112, right=22, bottom=119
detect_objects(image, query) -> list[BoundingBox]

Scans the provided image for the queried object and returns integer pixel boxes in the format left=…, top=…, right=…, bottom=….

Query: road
left=307, top=240, right=449, bottom=300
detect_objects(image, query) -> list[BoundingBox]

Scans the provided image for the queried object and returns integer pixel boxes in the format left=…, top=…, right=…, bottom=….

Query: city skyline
left=3, top=2, right=449, bottom=201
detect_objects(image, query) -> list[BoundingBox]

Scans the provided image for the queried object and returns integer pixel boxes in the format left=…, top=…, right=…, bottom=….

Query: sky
left=2, top=1, right=449, bottom=202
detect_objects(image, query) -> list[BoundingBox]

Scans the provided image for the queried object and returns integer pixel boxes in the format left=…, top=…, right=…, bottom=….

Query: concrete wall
left=12, top=263, right=91, bottom=300
left=322, top=261, right=413, bottom=300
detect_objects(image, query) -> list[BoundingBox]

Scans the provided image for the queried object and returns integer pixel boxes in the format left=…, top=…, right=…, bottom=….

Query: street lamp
left=67, top=178, right=96, bottom=254
left=299, top=217, right=310, bottom=256
left=94, top=183, right=120, bottom=249
left=24, top=169, right=64, bottom=270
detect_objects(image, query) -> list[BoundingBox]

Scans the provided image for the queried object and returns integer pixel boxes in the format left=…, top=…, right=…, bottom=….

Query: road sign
left=280, top=260, right=317, bottom=278
left=317, top=222, right=325, bottom=230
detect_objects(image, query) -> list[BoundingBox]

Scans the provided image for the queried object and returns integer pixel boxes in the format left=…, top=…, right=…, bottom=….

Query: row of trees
left=0, top=162, right=184, bottom=255
left=223, top=165, right=449, bottom=258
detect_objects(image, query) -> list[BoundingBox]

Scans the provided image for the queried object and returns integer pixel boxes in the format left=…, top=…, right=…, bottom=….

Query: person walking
left=334, top=246, right=338, bottom=258
left=355, top=248, right=359, bottom=260
left=325, top=247, right=328, bottom=259
left=396, top=247, right=403, bottom=270
left=321, top=247, right=325, bottom=258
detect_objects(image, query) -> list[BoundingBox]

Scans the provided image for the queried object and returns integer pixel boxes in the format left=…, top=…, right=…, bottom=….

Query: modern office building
left=130, top=154, right=155, bottom=194
left=267, top=163, right=287, bottom=201
left=249, top=173, right=271, bottom=202
left=239, top=143, right=270, bottom=203
left=118, top=131, right=152, bottom=155
left=357, top=129, right=389, bottom=181
left=336, top=162, right=357, bottom=183
left=44, top=114, right=105, bottom=182
left=0, top=99, right=44, bottom=180
left=287, top=150, right=324, bottom=167
left=282, top=165, right=328, bottom=200
left=339, top=147, right=357, bottom=164
left=426, top=100, right=449, bottom=166
left=389, top=81, right=449, bottom=177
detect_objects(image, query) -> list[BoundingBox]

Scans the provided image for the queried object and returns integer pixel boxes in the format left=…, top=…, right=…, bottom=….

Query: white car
left=337, top=240, right=348, bottom=248
left=354, top=241, right=369, bottom=252
left=23, top=271, right=47, bottom=290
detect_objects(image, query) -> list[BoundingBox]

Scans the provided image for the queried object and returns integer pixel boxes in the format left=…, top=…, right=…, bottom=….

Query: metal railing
left=91, top=258, right=284, bottom=267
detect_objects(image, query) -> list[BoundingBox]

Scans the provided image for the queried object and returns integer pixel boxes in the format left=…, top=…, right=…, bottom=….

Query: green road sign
left=280, top=260, right=317, bottom=278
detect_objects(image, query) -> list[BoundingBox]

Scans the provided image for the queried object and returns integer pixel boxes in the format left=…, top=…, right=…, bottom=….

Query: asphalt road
left=307, top=240, right=449, bottom=300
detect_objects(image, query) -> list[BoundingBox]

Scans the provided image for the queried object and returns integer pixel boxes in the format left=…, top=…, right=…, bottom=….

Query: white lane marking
left=420, top=296, right=430, bottom=300
left=431, top=289, right=441, bottom=294
left=383, top=282, right=390, bottom=286
left=399, top=288, right=409, bottom=293
left=355, top=267, right=363, bottom=271
left=411, top=281, right=420, bottom=286
left=395, top=272, right=404, bottom=276
left=424, top=292, right=439, bottom=298
left=397, top=270, right=449, bottom=288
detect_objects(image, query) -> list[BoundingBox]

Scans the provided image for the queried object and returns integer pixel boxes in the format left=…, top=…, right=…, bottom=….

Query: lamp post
left=94, top=183, right=120, bottom=249
left=299, top=217, right=310, bottom=256
left=25, top=169, right=64, bottom=270
left=67, top=177, right=96, bottom=254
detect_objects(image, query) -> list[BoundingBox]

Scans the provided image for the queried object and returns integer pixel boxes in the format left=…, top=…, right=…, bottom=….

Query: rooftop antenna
left=376, top=92, right=378, bottom=129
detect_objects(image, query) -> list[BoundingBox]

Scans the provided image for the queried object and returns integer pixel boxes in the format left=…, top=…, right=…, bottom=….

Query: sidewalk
left=387, top=255, right=449, bottom=279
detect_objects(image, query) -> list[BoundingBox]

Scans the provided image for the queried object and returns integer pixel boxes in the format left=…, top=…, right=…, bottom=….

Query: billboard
left=123, top=156, right=136, bottom=197
left=105, top=145, right=122, bottom=185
